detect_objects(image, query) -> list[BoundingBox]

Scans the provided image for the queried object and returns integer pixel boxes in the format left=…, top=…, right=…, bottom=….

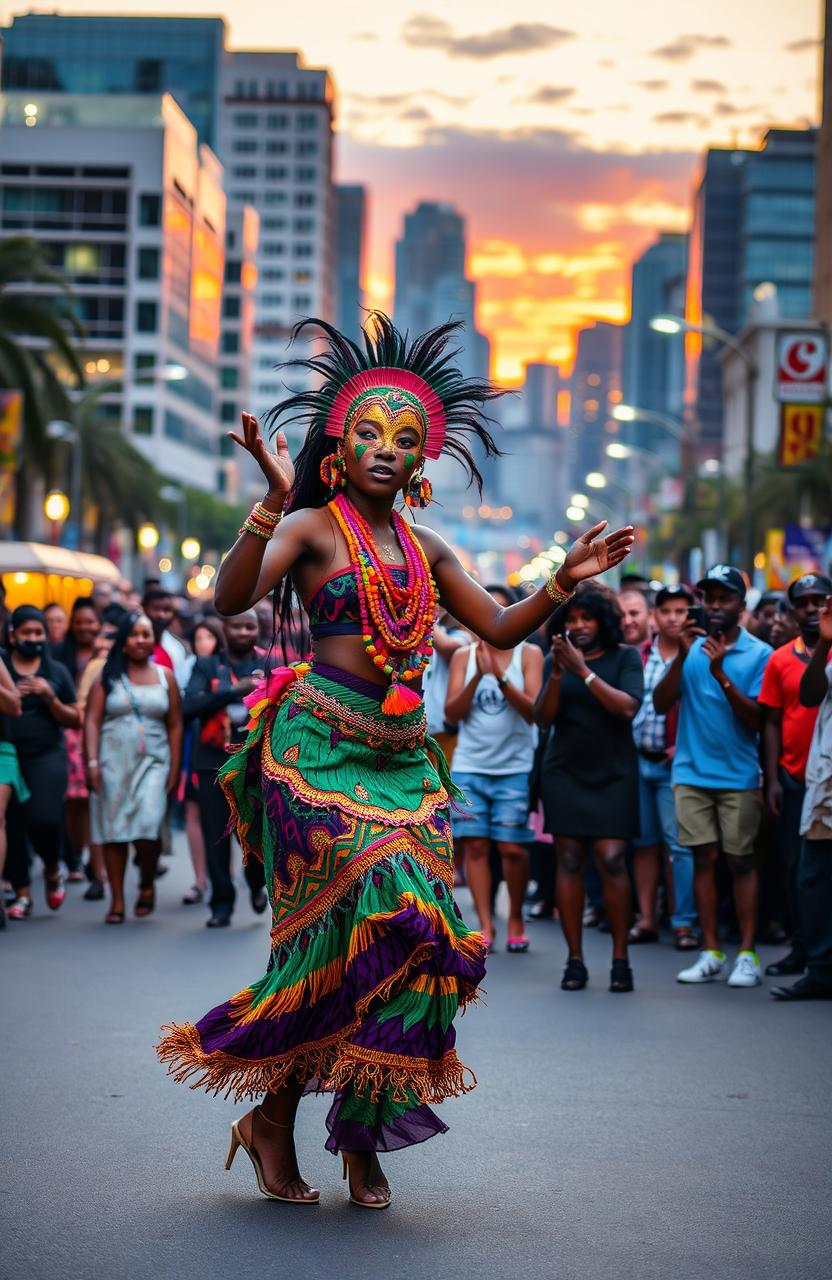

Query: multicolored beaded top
left=328, top=493, right=437, bottom=716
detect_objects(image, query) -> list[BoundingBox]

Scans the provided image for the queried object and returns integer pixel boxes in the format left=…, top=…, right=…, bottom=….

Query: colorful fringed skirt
left=156, top=662, right=486, bottom=1152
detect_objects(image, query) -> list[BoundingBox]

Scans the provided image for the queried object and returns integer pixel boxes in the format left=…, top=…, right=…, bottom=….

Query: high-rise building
left=0, top=92, right=226, bottom=491
left=494, top=362, right=564, bottom=546
left=219, top=206, right=260, bottom=499
left=394, top=201, right=489, bottom=381
left=623, top=232, right=688, bottom=453
left=685, top=128, right=816, bottom=453
left=0, top=13, right=225, bottom=147
left=219, top=51, right=335, bottom=421
left=814, top=0, right=832, bottom=326
left=393, top=201, right=491, bottom=522
left=334, top=185, right=366, bottom=343
left=567, top=322, right=623, bottom=493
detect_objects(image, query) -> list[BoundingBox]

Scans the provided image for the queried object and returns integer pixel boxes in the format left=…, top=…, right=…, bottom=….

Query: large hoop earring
left=320, top=447, right=346, bottom=494
left=405, top=468, right=433, bottom=509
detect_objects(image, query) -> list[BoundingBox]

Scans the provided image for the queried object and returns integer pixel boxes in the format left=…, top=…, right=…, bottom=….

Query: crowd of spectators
left=1, top=564, right=831, bottom=1002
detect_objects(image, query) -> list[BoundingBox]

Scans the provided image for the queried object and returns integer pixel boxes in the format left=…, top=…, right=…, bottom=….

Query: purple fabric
left=311, top=661, right=389, bottom=702
left=324, top=1097, right=449, bottom=1153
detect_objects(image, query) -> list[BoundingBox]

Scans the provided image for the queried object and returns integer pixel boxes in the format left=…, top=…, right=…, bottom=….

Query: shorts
left=451, top=770, right=534, bottom=844
left=673, top=783, right=762, bottom=857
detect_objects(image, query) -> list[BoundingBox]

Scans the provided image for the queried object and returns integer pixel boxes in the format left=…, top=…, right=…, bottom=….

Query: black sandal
left=135, top=887, right=155, bottom=918
left=610, top=959, right=634, bottom=993
left=561, top=958, right=588, bottom=991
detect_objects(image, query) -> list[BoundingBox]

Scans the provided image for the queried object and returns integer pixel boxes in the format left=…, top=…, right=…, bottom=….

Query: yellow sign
left=778, top=403, right=825, bottom=466
left=0, top=390, right=22, bottom=470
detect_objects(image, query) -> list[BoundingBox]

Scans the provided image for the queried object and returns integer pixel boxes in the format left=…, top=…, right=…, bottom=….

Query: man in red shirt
left=760, top=572, right=832, bottom=976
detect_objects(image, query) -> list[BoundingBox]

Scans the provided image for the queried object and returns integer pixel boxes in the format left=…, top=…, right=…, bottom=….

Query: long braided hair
left=263, top=312, right=504, bottom=658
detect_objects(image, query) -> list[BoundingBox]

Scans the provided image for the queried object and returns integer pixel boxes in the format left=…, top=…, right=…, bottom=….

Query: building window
left=292, top=243, right=314, bottom=258
left=294, top=192, right=316, bottom=208
left=296, top=141, right=318, bottom=157
left=265, top=140, right=288, bottom=155
left=293, top=217, right=315, bottom=233
left=298, top=113, right=318, bottom=130
left=232, top=139, right=257, bottom=154
left=222, top=331, right=240, bottom=354
left=137, top=247, right=159, bottom=280
left=260, top=293, right=284, bottom=307
left=232, top=112, right=258, bottom=127
left=136, top=301, right=157, bottom=332
left=220, top=401, right=237, bottom=423
left=232, top=165, right=257, bottom=180
left=267, top=112, right=289, bottom=129
left=222, top=295, right=241, bottom=318
left=138, top=193, right=161, bottom=226
left=225, top=259, right=242, bottom=283
left=221, top=367, right=239, bottom=389
left=292, top=294, right=312, bottom=309
left=230, top=191, right=256, bottom=204
left=265, top=166, right=288, bottom=181
left=292, top=270, right=312, bottom=284
left=133, top=406, right=154, bottom=435
left=264, top=192, right=287, bottom=207
left=134, top=352, right=156, bottom=383
left=261, top=268, right=285, bottom=281
left=295, top=166, right=317, bottom=183
left=262, top=217, right=287, bottom=230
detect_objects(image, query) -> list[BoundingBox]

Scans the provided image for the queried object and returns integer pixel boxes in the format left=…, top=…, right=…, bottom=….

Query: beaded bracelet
left=545, top=570, right=576, bottom=606
left=240, top=500, right=283, bottom=541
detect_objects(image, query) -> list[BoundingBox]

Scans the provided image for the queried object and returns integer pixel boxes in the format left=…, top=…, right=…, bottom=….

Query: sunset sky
left=8, top=0, right=823, bottom=379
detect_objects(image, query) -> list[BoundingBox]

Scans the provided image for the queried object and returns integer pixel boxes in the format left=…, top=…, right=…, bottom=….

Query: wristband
left=584, top=671, right=597, bottom=687
left=240, top=500, right=283, bottom=541
left=498, top=673, right=509, bottom=687
left=545, top=570, right=576, bottom=607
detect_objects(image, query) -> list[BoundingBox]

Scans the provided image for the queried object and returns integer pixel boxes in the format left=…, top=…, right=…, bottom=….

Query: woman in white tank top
left=445, top=585, right=544, bottom=952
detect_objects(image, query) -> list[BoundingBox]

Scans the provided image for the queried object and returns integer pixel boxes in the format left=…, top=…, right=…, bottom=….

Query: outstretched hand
left=228, top=412, right=295, bottom=499
left=559, top=521, right=635, bottom=589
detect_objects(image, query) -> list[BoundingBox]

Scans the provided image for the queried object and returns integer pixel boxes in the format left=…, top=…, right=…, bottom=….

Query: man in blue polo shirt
left=654, top=565, right=772, bottom=987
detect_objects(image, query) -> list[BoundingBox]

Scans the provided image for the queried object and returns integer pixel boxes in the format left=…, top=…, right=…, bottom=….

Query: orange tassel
left=381, top=681, right=422, bottom=716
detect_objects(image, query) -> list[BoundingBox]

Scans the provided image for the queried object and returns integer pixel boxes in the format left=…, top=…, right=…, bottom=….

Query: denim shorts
left=451, top=771, right=534, bottom=844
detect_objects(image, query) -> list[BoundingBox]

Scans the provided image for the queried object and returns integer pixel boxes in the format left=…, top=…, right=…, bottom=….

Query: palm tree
left=0, top=236, right=84, bottom=536
left=59, top=381, right=164, bottom=553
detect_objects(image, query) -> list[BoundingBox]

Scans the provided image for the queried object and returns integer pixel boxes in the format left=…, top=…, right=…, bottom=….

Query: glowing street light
left=570, top=492, right=589, bottom=508
left=44, top=490, right=70, bottom=522
left=649, top=315, right=683, bottom=335
left=137, top=522, right=160, bottom=551
left=181, top=536, right=201, bottom=561
left=606, top=442, right=631, bottom=459
left=585, top=472, right=607, bottom=489
left=565, top=505, right=586, bottom=522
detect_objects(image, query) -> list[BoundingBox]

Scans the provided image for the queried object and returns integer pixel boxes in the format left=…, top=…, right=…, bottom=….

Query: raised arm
left=213, top=413, right=307, bottom=616
left=422, top=520, right=634, bottom=649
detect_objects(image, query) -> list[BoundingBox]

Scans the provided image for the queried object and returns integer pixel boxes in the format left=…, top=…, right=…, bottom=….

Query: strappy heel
left=225, top=1107, right=319, bottom=1204
left=340, top=1151, right=391, bottom=1209
left=610, top=959, right=634, bottom=993
left=561, top=957, right=588, bottom=991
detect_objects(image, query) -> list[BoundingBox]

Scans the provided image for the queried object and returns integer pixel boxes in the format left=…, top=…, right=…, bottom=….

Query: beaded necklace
left=328, top=492, right=437, bottom=716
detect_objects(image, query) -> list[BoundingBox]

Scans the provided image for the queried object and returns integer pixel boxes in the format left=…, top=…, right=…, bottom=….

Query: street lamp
left=46, top=419, right=82, bottom=548
left=570, top=492, right=589, bottom=508
left=585, top=471, right=607, bottom=489
left=650, top=313, right=759, bottom=565
left=612, top=403, right=686, bottom=442
left=181, top=536, right=201, bottom=561
left=137, top=522, right=160, bottom=551
left=43, top=489, right=69, bottom=543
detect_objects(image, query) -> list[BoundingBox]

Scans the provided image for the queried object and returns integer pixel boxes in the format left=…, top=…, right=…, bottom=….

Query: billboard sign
left=774, top=331, right=829, bottom=403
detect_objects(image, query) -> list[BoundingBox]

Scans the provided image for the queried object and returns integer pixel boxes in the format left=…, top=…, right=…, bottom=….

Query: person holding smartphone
left=654, top=565, right=772, bottom=988
left=182, top=610, right=270, bottom=928
left=629, top=584, right=698, bottom=950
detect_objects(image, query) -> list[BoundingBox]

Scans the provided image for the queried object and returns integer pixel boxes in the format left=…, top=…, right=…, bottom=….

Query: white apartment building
left=219, top=51, right=335, bottom=428
left=219, top=203, right=260, bottom=500
left=0, top=92, right=226, bottom=491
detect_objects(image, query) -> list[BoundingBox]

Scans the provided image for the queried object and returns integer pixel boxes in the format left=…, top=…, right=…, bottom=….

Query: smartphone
left=686, top=605, right=706, bottom=630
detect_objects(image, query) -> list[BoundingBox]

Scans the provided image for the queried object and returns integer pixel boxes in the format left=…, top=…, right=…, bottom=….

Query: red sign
left=778, top=403, right=825, bottom=466
left=775, top=331, right=829, bottom=403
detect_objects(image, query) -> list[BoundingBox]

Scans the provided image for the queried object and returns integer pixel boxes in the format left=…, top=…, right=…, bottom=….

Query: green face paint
left=404, top=452, right=416, bottom=470
left=354, top=443, right=368, bottom=461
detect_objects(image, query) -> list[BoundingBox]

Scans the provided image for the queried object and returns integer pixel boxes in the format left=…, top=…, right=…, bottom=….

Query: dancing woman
left=157, top=315, right=633, bottom=1209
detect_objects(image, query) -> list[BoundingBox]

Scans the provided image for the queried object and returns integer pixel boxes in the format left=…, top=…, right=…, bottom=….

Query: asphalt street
left=2, top=839, right=830, bottom=1280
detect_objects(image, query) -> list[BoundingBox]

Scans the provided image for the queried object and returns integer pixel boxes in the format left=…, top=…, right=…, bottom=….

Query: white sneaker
left=727, top=951, right=762, bottom=988
left=677, top=949, right=727, bottom=983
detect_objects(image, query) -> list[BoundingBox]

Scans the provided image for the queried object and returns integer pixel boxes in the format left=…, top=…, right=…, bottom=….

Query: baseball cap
left=788, top=572, right=832, bottom=602
left=655, top=583, right=695, bottom=607
left=696, top=564, right=746, bottom=597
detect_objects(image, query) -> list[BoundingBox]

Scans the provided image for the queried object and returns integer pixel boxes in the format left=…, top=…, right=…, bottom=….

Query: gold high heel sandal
left=340, top=1151, right=392, bottom=1210
left=225, top=1107, right=320, bottom=1204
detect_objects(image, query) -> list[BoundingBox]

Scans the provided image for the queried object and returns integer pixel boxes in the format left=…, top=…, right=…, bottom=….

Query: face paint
left=347, top=400, right=426, bottom=460
left=404, top=452, right=416, bottom=470
left=354, top=443, right=368, bottom=460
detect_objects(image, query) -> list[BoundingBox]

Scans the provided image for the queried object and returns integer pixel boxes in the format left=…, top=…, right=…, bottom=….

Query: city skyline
left=1, top=0, right=821, bottom=379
